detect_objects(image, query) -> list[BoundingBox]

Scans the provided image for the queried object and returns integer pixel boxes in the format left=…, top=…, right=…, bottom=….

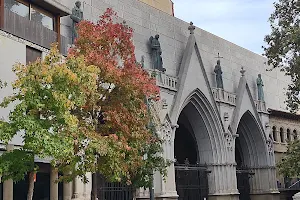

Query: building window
left=4, top=0, right=55, bottom=30
left=272, top=126, right=277, bottom=141
left=294, top=130, right=298, bottom=140
left=26, top=46, right=42, bottom=64
left=287, top=129, right=291, bottom=142
left=4, top=0, right=29, bottom=18
left=31, top=5, right=54, bottom=30
left=280, top=127, right=284, bottom=143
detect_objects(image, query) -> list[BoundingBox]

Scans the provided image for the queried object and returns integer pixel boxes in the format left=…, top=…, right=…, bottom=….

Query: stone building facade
left=0, top=0, right=297, bottom=200
left=269, top=110, right=300, bottom=193
left=138, top=0, right=174, bottom=16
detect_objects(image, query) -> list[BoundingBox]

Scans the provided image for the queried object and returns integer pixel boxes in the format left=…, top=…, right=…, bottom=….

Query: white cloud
left=172, top=0, right=275, bottom=54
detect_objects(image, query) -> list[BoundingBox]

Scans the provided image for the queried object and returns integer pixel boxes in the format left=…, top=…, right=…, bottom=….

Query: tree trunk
left=27, top=172, right=35, bottom=200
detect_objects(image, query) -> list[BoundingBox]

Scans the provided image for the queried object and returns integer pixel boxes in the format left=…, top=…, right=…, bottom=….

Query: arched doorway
left=174, top=108, right=209, bottom=200
left=235, top=111, right=272, bottom=200
left=172, top=89, right=231, bottom=199
left=174, top=91, right=224, bottom=200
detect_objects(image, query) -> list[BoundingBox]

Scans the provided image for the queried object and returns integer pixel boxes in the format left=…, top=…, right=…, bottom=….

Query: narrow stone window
left=272, top=126, right=277, bottom=142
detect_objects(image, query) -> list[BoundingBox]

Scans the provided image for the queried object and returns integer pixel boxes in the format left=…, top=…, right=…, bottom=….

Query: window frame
left=4, top=0, right=30, bottom=19
left=4, top=0, right=56, bottom=31
left=30, top=3, right=55, bottom=31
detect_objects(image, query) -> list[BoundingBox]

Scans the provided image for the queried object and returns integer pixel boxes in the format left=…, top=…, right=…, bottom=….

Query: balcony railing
left=1, top=8, right=71, bottom=55
left=148, top=69, right=178, bottom=91
left=212, top=88, right=236, bottom=106
left=254, top=100, right=267, bottom=113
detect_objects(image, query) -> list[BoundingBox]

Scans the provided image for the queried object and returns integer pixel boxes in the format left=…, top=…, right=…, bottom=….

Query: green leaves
left=264, top=0, right=300, bottom=112
left=0, top=150, right=35, bottom=182
left=278, top=139, right=300, bottom=178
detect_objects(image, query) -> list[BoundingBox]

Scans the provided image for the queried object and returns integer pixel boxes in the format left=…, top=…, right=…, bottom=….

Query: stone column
left=3, top=144, right=14, bottom=200
left=156, top=122, right=178, bottom=199
left=63, top=179, right=72, bottom=200
left=72, top=177, right=80, bottom=199
left=83, top=173, right=92, bottom=200
left=50, top=166, right=58, bottom=200
left=72, top=175, right=86, bottom=199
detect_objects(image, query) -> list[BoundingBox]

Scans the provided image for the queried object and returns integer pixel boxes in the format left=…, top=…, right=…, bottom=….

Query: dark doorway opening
left=13, top=163, right=63, bottom=200
left=236, top=137, right=251, bottom=200
left=175, top=123, right=198, bottom=165
left=174, top=112, right=209, bottom=200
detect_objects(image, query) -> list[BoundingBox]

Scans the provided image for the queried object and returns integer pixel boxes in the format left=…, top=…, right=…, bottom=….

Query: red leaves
left=68, top=8, right=161, bottom=181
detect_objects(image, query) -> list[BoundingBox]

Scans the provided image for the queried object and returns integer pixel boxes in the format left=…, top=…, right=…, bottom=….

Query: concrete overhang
left=30, top=0, right=71, bottom=16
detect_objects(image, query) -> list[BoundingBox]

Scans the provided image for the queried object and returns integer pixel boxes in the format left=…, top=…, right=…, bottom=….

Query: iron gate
left=96, top=174, right=134, bottom=200
left=175, top=164, right=209, bottom=200
left=236, top=169, right=253, bottom=200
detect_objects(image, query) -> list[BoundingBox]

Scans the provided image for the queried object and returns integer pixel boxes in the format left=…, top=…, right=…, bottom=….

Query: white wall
left=0, top=34, right=26, bottom=146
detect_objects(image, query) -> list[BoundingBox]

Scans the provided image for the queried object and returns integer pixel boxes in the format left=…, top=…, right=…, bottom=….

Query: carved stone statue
left=149, top=35, right=165, bottom=72
left=257, top=74, right=264, bottom=101
left=70, top=1, right=83, bottom=44
left=214, top=60, right=224, bottom=89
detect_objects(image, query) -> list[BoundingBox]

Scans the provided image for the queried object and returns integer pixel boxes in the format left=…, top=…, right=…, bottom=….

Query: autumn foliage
left=0, top=8, right=167, bottom=191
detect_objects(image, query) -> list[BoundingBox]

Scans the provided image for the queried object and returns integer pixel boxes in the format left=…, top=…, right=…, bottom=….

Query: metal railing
left=1, top=8, right=71, bottom=55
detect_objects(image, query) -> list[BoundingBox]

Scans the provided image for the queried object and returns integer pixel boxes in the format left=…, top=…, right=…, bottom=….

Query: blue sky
left=172, top=0, right=275, bottom=54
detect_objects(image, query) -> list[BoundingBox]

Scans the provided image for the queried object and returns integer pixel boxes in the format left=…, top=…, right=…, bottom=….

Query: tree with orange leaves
left=0, top=8, right=168, bottom=200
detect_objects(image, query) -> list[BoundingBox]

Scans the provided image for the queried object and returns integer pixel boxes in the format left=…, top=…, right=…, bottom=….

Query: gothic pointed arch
left=174, top=88, right=227, bottom=165
left=229, top=74, right=268, bottom=143
left=170, top=31, right=224, bottom=134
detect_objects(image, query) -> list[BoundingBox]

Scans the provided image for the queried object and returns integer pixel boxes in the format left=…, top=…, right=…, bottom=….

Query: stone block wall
left=53, top=0, right=290, bottom=112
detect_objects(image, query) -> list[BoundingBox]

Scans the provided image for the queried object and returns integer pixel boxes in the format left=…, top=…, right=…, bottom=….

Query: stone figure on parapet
left=70, top=1, right=83, bottom=44
left=257, top=74, right=264, bottom=101
left=214, top=53, right=224, bottom=89
left=149, top=34, right=166, bottom=72
left=214, top=60, right=224, bottom=89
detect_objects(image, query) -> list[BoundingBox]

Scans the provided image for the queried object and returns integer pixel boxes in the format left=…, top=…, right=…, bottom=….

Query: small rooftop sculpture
left=188, top=22, right=195, bottom=35
left=70, top=1, right=83, bottom=44
left=240, top=67, right=246, bottom=77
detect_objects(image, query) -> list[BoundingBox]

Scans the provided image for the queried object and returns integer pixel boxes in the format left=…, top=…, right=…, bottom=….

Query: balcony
left=0, top=4, right=71, bottom=55
left=254, top=100, right=267, bottom=113
left=148, top=69, right=178, bottom=91
left=212, top=88, right=236, bottom=106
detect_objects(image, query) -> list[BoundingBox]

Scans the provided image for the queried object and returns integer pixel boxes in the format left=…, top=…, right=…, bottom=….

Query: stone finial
left=240, top=67, right=246, bottom=77
left=188, top=22, right=195, bottom=35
